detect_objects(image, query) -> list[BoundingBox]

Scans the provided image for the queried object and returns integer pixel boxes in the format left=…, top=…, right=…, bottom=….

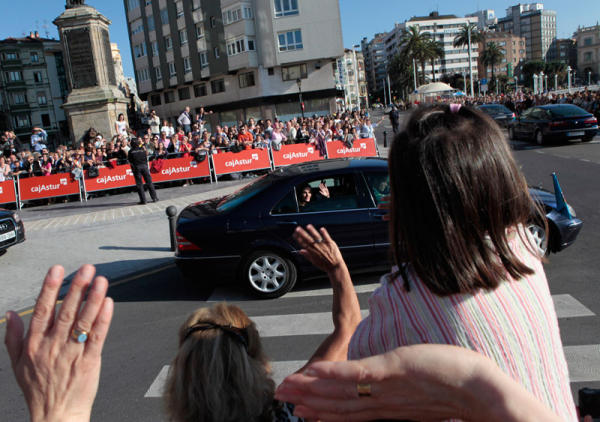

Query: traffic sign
left=481, top=78, right=488, bottom=85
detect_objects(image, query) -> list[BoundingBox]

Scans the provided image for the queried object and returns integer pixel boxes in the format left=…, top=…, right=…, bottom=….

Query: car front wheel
left=527, top=223, right=549, bottom=256
left=242, top=250, right=297, bottom=299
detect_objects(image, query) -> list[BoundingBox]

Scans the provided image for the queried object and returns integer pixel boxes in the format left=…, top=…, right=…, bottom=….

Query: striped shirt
left=348, top=228, right=577, bottom=421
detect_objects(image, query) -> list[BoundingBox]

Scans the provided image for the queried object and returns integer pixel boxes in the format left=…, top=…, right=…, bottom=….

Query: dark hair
left=388, top=104, right=545, bottom=296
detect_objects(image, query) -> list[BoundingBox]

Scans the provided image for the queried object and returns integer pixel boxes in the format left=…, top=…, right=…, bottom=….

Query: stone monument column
left=54, top=0, right=129, bottom=144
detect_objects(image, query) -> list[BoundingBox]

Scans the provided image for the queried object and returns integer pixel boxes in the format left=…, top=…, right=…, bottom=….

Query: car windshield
left=548, top=105, right=588, bottom=118
left=216, top=174, right=272, bottom=212
left=481, top=105, right=510, bottom=113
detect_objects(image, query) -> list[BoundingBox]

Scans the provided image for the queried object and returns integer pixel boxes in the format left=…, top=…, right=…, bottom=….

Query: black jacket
left=128, top=145, right=148, bottom=169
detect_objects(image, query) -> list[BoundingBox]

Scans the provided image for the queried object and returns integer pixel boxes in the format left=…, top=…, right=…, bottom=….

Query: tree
left=480, top=42, right=504, bottom=90
left=400, top=26, right=431, bottom=85
left=521, top=60, right=546, bottom=89
left=453, top=23, right=483, bottom=96
left=388, top=49, right=416, bottom=99
left=424, top=39, right=445, bottom=82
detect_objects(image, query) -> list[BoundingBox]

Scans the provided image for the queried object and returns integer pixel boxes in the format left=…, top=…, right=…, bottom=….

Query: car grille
left=0, top=218, right=17, bottom=248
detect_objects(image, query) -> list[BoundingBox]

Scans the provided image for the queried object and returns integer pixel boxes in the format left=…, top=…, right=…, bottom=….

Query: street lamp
left=554, top=74, right=558, bottom=91
left=352, top=44, right=361, bottom=110
left=544, top=74, right=548, bottom=92
left=567, top=66, right=572, bottom=91
left=589, top=71, right=592, bottom=86
left=296, top=78, right=304, bottom=119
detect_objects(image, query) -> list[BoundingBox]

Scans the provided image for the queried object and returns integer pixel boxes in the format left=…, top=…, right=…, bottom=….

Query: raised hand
left=294, top=225, right=343, bottom=274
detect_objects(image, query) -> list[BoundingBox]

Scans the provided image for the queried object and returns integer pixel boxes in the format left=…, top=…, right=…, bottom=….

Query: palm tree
left=424, top=39, right=445, bottom=82
left=400, top=26, right=430, bottom=85
left=480, top=42, right=504, bottom=89
left=453, top=23, right=483, bottom=95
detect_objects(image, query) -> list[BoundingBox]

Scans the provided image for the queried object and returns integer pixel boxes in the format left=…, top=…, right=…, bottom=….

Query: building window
left=155, top=66, right=162, bottom=80
left=30, top=52, right=39, bottom=63
left=243, top=6, right=253, bottom=19
left=211, top=78, right=225, bottom=93
left=247, top=38, right=255, bottom=51
left=192, top=0, right=200, bottom=9
left=176, top=1, right=184, bottom=18
left=179, top=29, right=188, bottom=45
left=14, top=113, right=30, bottom=128
left=278, top=29, right=303, bottom=51
left=134, top=43, right=147, bottom=58
left=584, top=37, right=592, bottom=46
left=178, top=87, right=191, bottom=100
left=147, top=16, right=155, bottom=31
left=164, top=91, right=175, bottom=103
left=37, top=92, right=47, bottom=105
left=238, top=71, right=255, bottom=88
left=131, top=19, right=144, bottom=35
left=584, top=52, right=593, bottom=62
left=160, top=9, right=169, bottom=25
left=196, top=23, right=203, bottom=38
left=210, top=16, right=216, bottom=28
left=151, top=41, right=159, bottom=56
left=168, top=62, right=176, bottom=76
left=223, top=7, right=243, bottom=25
left=214, top=47, right=220, bottom=58
left=194, top=84, right=207, bottom=97
left=150, top=94, right=162, bottom=106
left=4, top=52, right=18, bottom=60
left=274, top=0, right=298, bottom=17
left=41, top=114, right=50, bottom=127
left=12, top=92, right=26, bottom=104
left=281, top=63, right=307, bottom=80
left=145, top=0, right=151, bottom=5
left=127, top=0, right=139, bottom=11
left=164, top=36, right=172, bottom=50
left=227, top=37, right=248, bottom=56
left=268, top=67, right=274, bottom=75
left=199, top=51, right=209, bottom=68
left=136, top=67, right=150, bottom=82
left=183, top=57, right=192, bottom=73
left=33, top=71, right=43, bottom=83
left=6, top=71, right=22, bottom=81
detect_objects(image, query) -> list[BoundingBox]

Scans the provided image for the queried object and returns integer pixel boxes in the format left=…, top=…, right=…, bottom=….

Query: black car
left=477, top=104, right=516, bottom=128
left=0, top=209, right=25, bottom=255
left=509, top=104, right=598, bottom=145
left=175, top=158, right=582, bottom=298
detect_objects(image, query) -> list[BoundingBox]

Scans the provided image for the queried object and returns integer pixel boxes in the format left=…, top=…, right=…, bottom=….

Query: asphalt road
left=1, top=113, right=599, bottom=421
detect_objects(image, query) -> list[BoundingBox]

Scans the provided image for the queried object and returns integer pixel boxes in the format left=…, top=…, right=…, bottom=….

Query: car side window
left=363, top=172, right=390, bottom=205
left=271, top=189, right=298, bottom=215
left=521, top=108, right=533, bottom=119
left=296, top=174, right=359, bottom=212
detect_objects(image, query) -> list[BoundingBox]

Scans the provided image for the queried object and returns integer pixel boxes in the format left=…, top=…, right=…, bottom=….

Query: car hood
left=528, top=187, right=557, bottom=208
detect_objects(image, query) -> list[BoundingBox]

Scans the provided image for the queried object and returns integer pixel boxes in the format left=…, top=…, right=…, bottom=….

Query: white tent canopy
left=416, top=82, right=455, bottom=94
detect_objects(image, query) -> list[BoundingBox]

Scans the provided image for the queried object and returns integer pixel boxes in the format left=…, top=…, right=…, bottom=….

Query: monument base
left=63, top=87, right=129, bottom=145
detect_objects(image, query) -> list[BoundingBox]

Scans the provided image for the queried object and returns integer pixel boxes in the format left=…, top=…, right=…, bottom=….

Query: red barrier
left=212, top=148, right=271, bottom=175
left=0, top=180, right=17, bottom=205
left=151, top=156, right=210, bottom=183
left=18, top=173, right=81, bottom=201
left=325, top=138, right=378, bottom=159
left=83, top=164, right=136, bottom=193
left=271, top=143, right=324, bottom=167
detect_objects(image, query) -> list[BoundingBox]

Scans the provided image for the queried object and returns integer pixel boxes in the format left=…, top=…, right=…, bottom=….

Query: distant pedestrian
left=388, top=106, right=400, bottom=134
left=127, top=138, right=158, bottom=205
left=177, top=106, right=192, bottom=134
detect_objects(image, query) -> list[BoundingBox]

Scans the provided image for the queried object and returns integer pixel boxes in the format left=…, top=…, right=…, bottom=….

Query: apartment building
left=549, top=38, right=576, bottom=67
left=576, top=24, right=600, bottom=83
left=497, top=3, right=557, bottom=61
left=478, top=31, right=526, bottom=79
left=334, top=48, right=368, bottom=111
left=361, top=33, right=387, bottom=96
left=124, top=0, right=343, bottom=125
left=0, top=33, right=69, bottom=148
left=466, top=9, right=498, bottom=31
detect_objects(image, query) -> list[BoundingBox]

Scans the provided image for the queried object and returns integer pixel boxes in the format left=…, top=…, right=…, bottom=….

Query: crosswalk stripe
left=145, top=293, right=597, bottom=398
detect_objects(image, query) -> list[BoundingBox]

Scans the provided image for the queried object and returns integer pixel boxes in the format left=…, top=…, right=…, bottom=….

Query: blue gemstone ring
left=71, top=328, right=89, bottom=344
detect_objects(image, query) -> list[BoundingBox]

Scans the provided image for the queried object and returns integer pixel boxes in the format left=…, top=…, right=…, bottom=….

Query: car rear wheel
left=534, top=130, right=544, bottom=146
left=527, top=223, right=549, bottom=256
left=243, top=250, right=297, bottom=299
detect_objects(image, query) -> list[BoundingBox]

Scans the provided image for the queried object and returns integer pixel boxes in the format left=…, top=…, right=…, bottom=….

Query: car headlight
left=12, top=212, right=21, bottom=223
left=567, top=204, right=576, bottom=217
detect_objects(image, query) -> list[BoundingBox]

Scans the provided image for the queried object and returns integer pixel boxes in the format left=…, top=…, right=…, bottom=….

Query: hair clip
left=449, top=103, right=462, bottom=113
left=183, top=321, right=249, bottom=351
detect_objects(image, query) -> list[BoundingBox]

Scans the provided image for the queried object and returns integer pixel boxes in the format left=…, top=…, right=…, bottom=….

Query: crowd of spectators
left=0, top=107, right=384, bottom=182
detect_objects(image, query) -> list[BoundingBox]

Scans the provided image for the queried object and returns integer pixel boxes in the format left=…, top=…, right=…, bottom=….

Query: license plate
left=0, top=230, right=16, bottom=242
left=567, top=131, right=585, bottom=137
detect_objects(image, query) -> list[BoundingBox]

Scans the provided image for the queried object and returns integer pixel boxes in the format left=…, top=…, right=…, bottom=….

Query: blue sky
left=1, top=1, right=598, bottom=78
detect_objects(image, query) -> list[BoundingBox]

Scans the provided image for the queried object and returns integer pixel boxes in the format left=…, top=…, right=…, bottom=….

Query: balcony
left=9, top=103, right=30, bottom=111
left=1, top=59, right=22, bottom=68
left=3, top=80, right=26, bottom=89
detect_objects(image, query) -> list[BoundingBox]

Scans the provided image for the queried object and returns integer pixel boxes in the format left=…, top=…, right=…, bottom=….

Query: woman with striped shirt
left=289, top=104, right=577, bottom=421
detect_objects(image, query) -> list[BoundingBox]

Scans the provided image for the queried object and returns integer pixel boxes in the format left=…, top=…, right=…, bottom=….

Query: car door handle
left=371, top=210, right=388, bottom=220
left=276, top=221, right=298, bottom=226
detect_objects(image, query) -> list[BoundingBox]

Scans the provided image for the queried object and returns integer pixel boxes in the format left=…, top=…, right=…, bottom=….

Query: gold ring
left=357, top=383, right=371, bottom=397
left=71, top=328, right=89, bottom=344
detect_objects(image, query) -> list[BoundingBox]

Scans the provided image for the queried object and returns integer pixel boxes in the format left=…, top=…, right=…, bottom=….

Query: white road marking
left=144, top=294, right=597, bottom=398
left=564, top=345, right=600, bottom=383
left=144, top=365, right=170, bottom=398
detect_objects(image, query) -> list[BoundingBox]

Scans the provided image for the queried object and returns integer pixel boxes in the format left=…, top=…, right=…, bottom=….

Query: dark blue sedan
left=509, top=104, right=598, bottom=145
left=0, top=209, right=25, bottom=255
left=175, top=158, right=582, bottom=298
